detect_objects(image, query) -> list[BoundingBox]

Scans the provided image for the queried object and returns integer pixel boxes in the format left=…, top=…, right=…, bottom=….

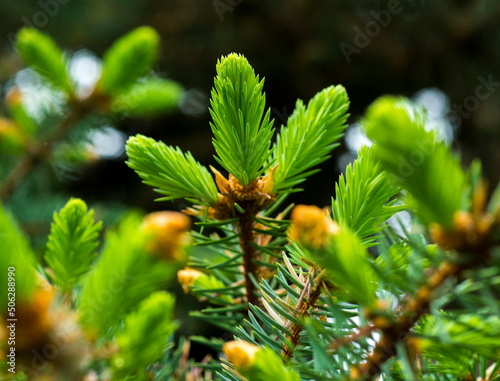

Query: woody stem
left=355, top=262, right=461, bottom=380
left=238, top=201, right=260, bottom=309
left=283, top=271, right=322, bottom=359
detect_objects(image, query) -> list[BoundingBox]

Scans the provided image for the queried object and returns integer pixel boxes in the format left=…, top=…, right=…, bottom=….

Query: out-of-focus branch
left=0, top=107, right=83, bottom=200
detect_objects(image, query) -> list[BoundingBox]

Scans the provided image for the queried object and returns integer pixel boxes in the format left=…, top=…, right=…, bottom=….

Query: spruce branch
left=99, top=26, right=160, bottom=95
left=271, top=84, right=350, bottom=192
left=2, top=27, right=179, bottom=202
left=125, top=134, right=219, bottom=204
left=1, top=29, right=87, bottom=199
left=78, top=214, right=179, bottom=338
left=353, top=262, right=460, bottom=380
left=347, top=97, right=499, bottom=379
left=328, top=324, right=376, bottom=352
left=112, top=291, right=178, bottom=377
left=210, top=53, right=274, bottom=185
left=289, top=205, right=378, bottom=307
left=44, top=198, right=102, bottom=293
left=111, top=78, right=184, bottom=117
left=188, top=167, right=279, bottom=311
left=352, top=157, right=497, bottom=379
left=282, top=267, right=323, bottom=359
left=0, top=203, right=38, bottom=309
left=332, top=146, right=403, bottom=246
left=363, top=96, right=465, bottom=229
left=16, top=28, right=75, bottom=95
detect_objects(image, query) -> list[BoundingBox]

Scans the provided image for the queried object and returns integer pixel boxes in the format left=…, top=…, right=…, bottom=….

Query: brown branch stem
left=329, top=324, right=376, bottom=352
left=238, top=201, right=260, bottom=309
left=353, top=262, right=460, bottom=380
left=352, top=206, right=495, bottom=380
left=282, top=269, right=323, bottom=359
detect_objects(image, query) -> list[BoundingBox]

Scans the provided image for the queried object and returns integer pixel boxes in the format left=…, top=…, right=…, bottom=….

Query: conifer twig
left=351, top=198, right=495, bottom=380
left=282, top=268, right=323, bottom=359
left=238, top=201, right=260, bottom=309
left=352, top=262, right=463, bottom=380
left=328, top=324, right=376, bottom=352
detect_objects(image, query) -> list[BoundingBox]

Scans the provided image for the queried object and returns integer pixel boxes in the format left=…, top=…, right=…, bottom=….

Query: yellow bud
left=9, top=287, right=54, bottom=349
left=5, top=87, right=23, bottom=107
left=453, top=211, right=475, bottom=233
left=142, top=211, right=191, bottom=261
left=223, top=340, right=260, bottom=370
left=407, top=337, right=423, bottom=354
left=430, top=210, right=490, bottom=251
left=177, top=268, right=203, bottom=293
left=0, top=118, right=26, bottom=151
left=372, top=316, right=391, bottom=329
left=289, top=205, right=339, bottom=249
left=349, top=366, right=361, bottom=379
